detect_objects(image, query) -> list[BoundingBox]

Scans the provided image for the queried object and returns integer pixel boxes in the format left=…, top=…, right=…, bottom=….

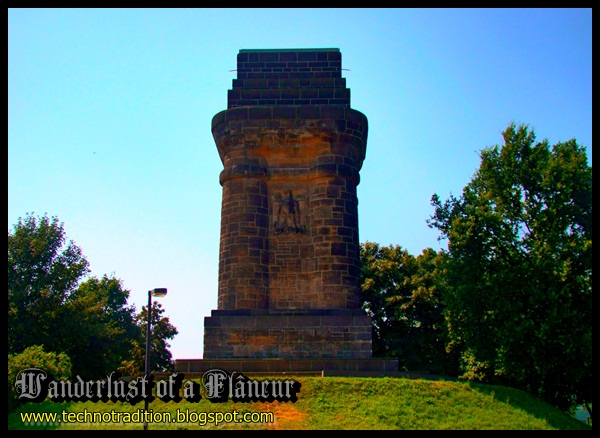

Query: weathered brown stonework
left=198, top=49, right=382, bottom=363
left=203, top=309, right=372, bottom=359
left=212, top=105, right=367, bottom=312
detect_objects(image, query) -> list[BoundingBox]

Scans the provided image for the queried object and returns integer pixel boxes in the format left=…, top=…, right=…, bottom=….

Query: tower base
left=202, top=309, right=373, bottom=359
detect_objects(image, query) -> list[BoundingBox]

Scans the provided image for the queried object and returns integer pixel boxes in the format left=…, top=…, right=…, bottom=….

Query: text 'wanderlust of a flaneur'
left=15, top=368, right=301, bottom=404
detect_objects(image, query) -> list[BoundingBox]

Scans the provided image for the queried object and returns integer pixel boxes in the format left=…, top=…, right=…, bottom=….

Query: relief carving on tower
left=273, top=190, right=306, bottom=235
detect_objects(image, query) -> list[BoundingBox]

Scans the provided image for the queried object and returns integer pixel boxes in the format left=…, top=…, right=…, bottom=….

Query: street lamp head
left=150, top=288, right=168, bottom=297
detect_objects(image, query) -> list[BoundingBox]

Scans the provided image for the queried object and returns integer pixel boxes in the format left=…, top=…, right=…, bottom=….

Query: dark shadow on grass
left=467, top=382, right=591, bottom=431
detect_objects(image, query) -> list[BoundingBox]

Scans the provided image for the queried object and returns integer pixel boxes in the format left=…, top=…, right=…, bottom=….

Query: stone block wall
left=228, top=49, right=350, bottom=107
left=212, top=105, right=367, bottom=312
left=203, top=309, right=372, bottom=359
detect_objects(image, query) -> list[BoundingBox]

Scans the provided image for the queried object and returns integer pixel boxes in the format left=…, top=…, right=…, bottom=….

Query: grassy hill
left=8, top=375, right=591, bottom=430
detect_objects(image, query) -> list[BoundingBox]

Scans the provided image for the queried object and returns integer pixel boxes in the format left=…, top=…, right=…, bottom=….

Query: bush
left=8, top=345, right=72, bottom=412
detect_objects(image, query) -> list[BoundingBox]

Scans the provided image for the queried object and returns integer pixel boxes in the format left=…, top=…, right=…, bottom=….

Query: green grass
left=8, top=376, right=591, bottom=430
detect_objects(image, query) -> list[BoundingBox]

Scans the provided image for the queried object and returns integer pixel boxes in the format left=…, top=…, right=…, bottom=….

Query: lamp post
left=143, top=287, right=167, bottom=431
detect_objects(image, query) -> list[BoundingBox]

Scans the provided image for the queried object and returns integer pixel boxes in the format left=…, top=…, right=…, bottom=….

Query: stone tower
left=176, top=49, right=397, bottom=374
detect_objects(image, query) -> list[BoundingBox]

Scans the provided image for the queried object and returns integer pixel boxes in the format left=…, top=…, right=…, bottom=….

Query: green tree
left=64, top=275, right=139, bottom=380
left=428, top=123, right=592, bottom=412
left=8, top=213, right=89, bottom=354
left=136, top=301, right=179, bottom=373
left=360, top=242, right=457, bottom=374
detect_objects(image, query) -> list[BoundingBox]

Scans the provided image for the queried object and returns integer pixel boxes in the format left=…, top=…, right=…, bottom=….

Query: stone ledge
left=174, top=358, right=399, bottom=374
left=211, top=105, right=367, bottom=129
left=209, top=308, right=368, bottom=317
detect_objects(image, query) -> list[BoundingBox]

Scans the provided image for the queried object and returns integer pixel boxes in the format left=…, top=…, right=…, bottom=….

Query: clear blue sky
left=8, top=8, right=592, bottom=361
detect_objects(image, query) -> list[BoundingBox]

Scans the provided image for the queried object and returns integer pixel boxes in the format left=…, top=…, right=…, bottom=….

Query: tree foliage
left=428, top=123, right=592, bottom=411
left=64, top=275, right=140, bottom=380
left=8, top=345, right=72, bottom=410
left=8, top=213, right=89, bottom=355
left=137, top=301, right=179, bottom=373
left=8, top=212, right=178, bottom=381
left=360, top=242, right=458, bottom=374
left=118, top=301, right=180, bottom=376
